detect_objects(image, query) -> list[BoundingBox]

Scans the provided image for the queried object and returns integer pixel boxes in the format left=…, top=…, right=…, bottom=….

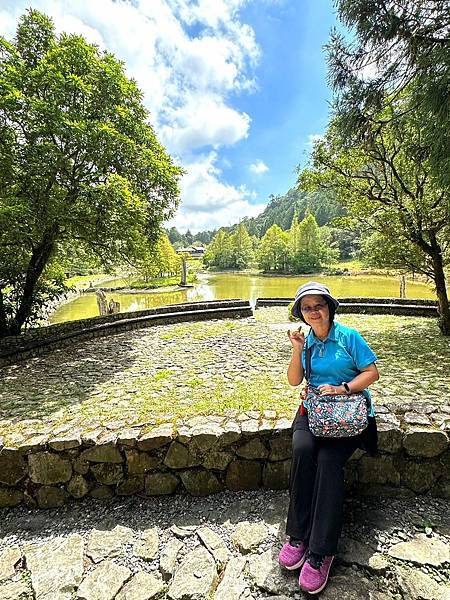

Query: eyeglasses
left=301, top=303, right=327, bottom=314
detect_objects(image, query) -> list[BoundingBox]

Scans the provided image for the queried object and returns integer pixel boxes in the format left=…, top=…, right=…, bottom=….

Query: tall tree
left=257, top=224, right=289, bottom=272
left=328, top=0, right=450, bottom=185
left=229, top=222, right=254, bottom=269
left=0, top=10, right=181, bottom=336
left=300, top=91, right=450, bottom=334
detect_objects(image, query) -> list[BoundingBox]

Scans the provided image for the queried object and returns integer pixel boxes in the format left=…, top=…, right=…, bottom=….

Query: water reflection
left=50, top=272, right=435, bottom=324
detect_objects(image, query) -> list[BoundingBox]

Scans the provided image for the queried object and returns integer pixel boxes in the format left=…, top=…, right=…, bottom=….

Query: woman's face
left=300, top=294, right=330, bottom=328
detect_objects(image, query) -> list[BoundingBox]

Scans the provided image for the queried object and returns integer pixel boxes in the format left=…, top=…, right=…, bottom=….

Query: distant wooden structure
left=96, top=290, right=120, bottom=315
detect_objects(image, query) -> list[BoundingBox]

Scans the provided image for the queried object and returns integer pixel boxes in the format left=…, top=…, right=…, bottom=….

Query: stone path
left=0, top=489, right=448, bottom=599
left=1, top=310, right=449, bottom=441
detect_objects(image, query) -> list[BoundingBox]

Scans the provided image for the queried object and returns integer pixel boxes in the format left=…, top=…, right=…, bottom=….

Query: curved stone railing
left=0, top=405, right=448, bottom=509
left=0, top=300, right=253, bottom=367
left=256, top=297, right=439, bottom=317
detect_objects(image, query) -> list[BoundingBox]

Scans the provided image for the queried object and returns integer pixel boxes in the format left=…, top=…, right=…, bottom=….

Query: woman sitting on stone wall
left=278, top=281, right=379, bottom=594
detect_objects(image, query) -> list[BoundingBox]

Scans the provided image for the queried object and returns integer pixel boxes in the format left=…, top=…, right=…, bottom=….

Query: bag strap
left=305, top=344, right=312, bottom=383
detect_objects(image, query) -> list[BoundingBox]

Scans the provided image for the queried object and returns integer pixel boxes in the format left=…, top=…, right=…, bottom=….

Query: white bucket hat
left=291, top=281, right=339, bottom=319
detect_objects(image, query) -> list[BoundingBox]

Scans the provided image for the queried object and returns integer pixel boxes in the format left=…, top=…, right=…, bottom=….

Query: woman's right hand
left=287, top=326, right=305, bottom=352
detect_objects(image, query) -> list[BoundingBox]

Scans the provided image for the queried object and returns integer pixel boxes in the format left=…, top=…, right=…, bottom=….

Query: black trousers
left=286, top=415, right=360, bottom=555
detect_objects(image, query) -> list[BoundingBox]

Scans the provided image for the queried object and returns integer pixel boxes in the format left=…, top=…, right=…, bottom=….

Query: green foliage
left=0, top=10, right=181, bottom=335
left=204, top=223, right=253, bottom=270
left=328, top=0, right=450, bottom=187
left=137, top=232, right=181, bottom=281
left=257, top=224, right=289, bottom=272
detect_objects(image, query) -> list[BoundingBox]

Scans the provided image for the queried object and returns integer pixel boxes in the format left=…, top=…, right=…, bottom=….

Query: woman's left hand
left=318, top=384, right=340, bottom=395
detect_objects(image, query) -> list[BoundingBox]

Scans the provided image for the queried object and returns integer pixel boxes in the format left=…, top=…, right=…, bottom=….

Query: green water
left=49, top=272, right=435, bottom=324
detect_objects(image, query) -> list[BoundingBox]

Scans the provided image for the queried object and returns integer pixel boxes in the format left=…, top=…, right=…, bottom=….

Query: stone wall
left=0, top=300, right=253, bottom=367
left=1, top=405, right=448, bottom=509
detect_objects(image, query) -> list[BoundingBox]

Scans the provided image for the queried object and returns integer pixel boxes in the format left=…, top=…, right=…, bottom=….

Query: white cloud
left=0, top=0, right=261, bottom=231
left=249, top=159, right=269, bottom=175
left=167, top=153, right=266, bottom=232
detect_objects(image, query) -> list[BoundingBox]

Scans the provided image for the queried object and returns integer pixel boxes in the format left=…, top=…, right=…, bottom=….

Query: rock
left=48, top=434, right=81, bottom=451
left=24, top=534, right=84, bottom=600
left=226, top=460, right=262, bottom=491
left=377, top=422, right=403, bottom=453
left=339, top=537, right=374, bottom=567
left=0, top=579, right=30, bottom=600
left=67, top=474, right=90, bottom=498
left=125, top=449, right=161, bottom=474
left=358, top=455, right=400, bottom=485
left=17, top=433, right=48, bottom=452
left=197, top=526, right=229, bottom=567
left=160, top=538, right=184, bottom=579
left=232, top=522, right=269, bottom=553
left=171, top=525, right=197, bottom=538
left=236, top=438, right=268, bottom=459
left=367, top=553, right=390, bottom=573
left=77, top=560, right=131, bottom=600
left=168, top=545, right=217, bottom=599
left=145, top=472, right=179, bottom=495
left=403, top=428, right=448, bottom=458
left=268, top=436, right=292, bottom=461
left=90, top=485, right=114, bottom=500
left=117, top=429, right=140, bottom=446
left=189, top=423, right=224, bottom=452
left=90, top=463, right=124, bottom=485
left=164, top=442, right=201, bottom=469
left=116, top=571, right=164, bottom=600
left=240, top=419, right=260, bottom=434
left=202, top=450, right=234, bottom=470
left=217, top=421, right=241, bottom=447
left=247, top=549, right=297, bottom=595
left=263, top=460, right=291, bottom=489
left=387, top=534, right=449, bottom=566
left=86, top=525, right=134, bottom=563
left=137, top=424, right=173, bottom=451
left=73, top=456, right=90, bottom=474
left=401, top=459, right=441, bottom=493
left=319, top=571, right=377, bottom=599
left=0, top=545, right=21, bottom=582
left=0, top=449, right=27, bottom=485
left=180, top=469, right=223, bottom=496
left=395, top=566, right=450, bottom=600
left=117, top=476, right=144, bottom=495
left=404, top=413, right=432, bottom=426
left=214, top=556, right=248, bottom=600
left=0, top=487, right=23, bottom=507
left=28, top=452, right=72, bottom=484
left=134, top=527, right=159, bottom=560
left=36, top=485, right=68, bottom=508
left=80, top=444, right=123, bottom=463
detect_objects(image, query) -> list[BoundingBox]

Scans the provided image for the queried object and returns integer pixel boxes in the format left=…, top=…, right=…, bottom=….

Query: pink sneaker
left=278, top=540, right=308, bottom=570
left=299, top=553, right=334, bottom=594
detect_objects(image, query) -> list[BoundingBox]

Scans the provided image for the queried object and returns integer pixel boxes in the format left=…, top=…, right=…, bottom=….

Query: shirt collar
left=306, top=321, right=337, bottom=346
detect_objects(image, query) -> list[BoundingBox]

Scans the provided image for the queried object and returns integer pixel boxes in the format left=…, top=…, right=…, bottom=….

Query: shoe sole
left=300, top=555, right=334, bottom=594
left=280, top=553, right=307, bottom=571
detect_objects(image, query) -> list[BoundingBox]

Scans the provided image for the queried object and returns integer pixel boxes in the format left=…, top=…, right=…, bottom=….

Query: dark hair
left=298, top=294, right=335, bottom=324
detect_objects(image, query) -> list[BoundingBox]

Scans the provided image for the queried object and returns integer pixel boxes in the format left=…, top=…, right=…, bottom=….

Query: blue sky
left=0, top=0, right=340, bottom=233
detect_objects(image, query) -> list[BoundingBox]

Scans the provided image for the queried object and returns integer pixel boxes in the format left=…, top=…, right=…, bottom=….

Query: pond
left=49, top=272, right=435, bottom=324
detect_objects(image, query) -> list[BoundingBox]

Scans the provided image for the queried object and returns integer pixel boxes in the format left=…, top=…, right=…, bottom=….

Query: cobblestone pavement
left=0, top=489, right=449, bottom=599
left=1, top=310, right=449, bottom=440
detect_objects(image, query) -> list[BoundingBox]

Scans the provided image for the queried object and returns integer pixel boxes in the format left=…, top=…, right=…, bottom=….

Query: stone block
left=202, top=450, right=234, bottom=470
left=0, top=487, right=23, bottom=507
left=189, top=423, right=223, bottom=452
left=217, top=420, right=241, bottom=447
left=137, top=424, right=173, bottom=451
left=400, top=459, right=442, bottom=493
left=28, top=452, right=72, bottom=484
left=90, top=463, right=124, bottom=485
left=117, top=476, right=144, bottom=496
left=67, top=474, right=89, bottom=498
left=125, top=449, right=161, bottom=474
left=403, top=428, right=448, bottom=458
left=145, top=472, right=179, bottom=495
left=180, top=469, right=223, bottom=496
left=48, top=434, right=81, bottom=451
left=35, top=486, right=68, bottom=509
left=236, top=438, right=268, bottom=459
left=358, top=455, right=400, bottom=486
left=164, top=442, right=201, bottom=469
left=0, top=449, right=27, bottom=486
left=263, top=460, right=291, bottom=489
left=268, top=436, right=292, bottom=461
left=80, top=444, right=123, bottom=463
left=226, top=460, right=262, bottom=491
left=90, top=485, right=114, bottom=500
left=377, top=422, right=403, bottom=453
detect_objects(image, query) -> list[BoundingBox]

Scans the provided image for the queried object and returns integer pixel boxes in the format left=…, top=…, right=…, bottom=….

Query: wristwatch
left=342, top=382, right=351, bottom=393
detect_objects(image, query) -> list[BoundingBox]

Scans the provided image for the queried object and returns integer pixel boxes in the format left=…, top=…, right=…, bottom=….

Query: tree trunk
left=0, top=289, right=8, bottom=338
left=429, top=232, right=450, bottom=335
left=8, top=231, right=56, bottom=335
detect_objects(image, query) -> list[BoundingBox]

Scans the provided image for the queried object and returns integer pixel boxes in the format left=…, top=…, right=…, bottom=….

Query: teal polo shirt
left=301, top=321, right=378, bottom=416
